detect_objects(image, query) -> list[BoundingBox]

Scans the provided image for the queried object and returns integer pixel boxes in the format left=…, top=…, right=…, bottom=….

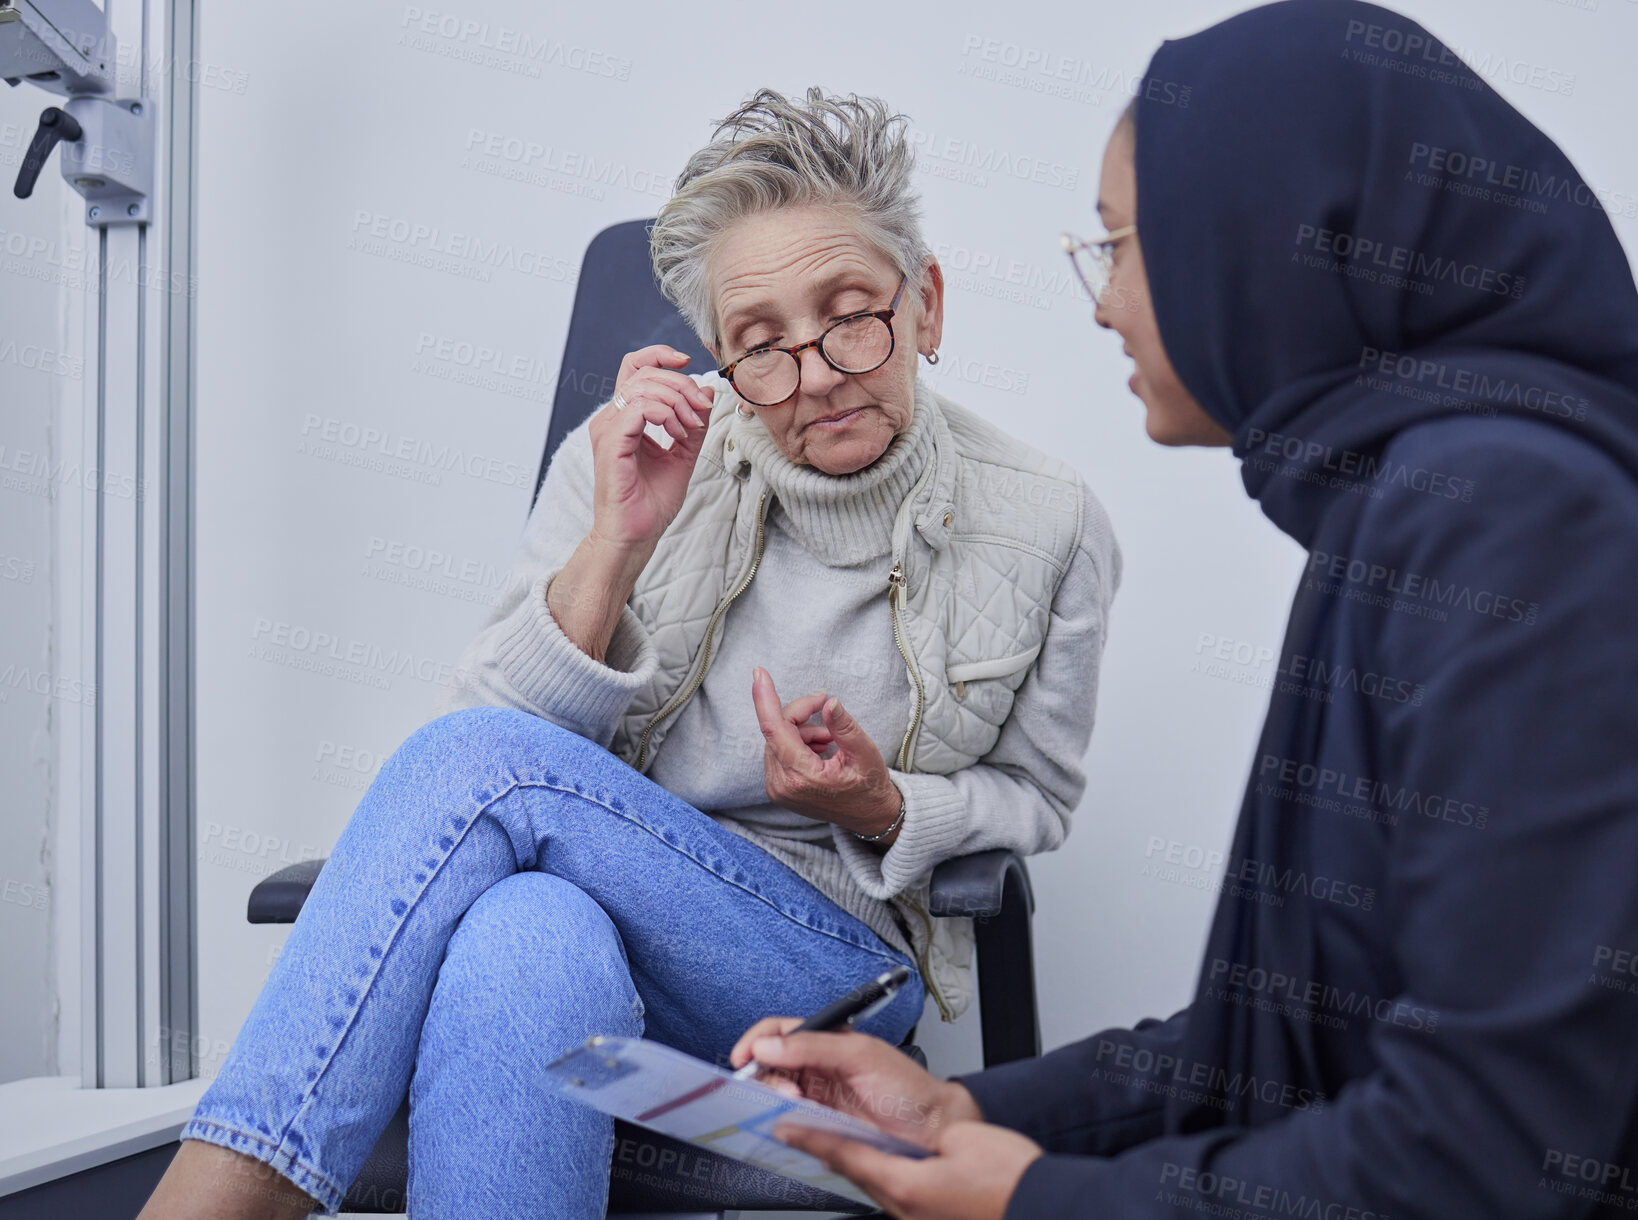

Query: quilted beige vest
left=606, top=378, right=1084, bottom=1018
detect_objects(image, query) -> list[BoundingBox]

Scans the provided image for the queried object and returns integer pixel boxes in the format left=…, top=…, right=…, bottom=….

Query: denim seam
left=240, top=762, right=903, bottom=1203
left=181, top=1115, right=345, bottom=1213
left=504, top=773, right=905, bottom=965
left=272, top=790, right=494, bottom=1177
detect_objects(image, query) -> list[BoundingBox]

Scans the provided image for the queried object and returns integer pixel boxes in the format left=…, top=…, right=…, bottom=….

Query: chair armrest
left=247, top=858, right=327, bottom=924
left=928, top=849, right=1035, bottom=919
left=927, top=849, right=1041, bottom=1068
left=251, top=851, right=1036, bottom=924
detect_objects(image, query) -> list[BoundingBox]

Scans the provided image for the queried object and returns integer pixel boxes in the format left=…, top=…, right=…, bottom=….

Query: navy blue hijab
left=956, top=8, right=1638, bottom=1213
left=1131, top=0, right=1638, bottom=545
left=1133, top=0, right=1638, bottom=1153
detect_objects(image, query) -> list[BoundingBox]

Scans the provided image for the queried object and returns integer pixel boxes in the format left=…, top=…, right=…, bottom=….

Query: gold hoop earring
left=925, top=349, right=941, bottom=365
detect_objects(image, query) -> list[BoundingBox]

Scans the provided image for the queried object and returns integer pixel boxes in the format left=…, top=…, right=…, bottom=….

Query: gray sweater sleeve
left=439, top=418, right=658, bottom=749
left=831, top=479, right=1123, bottom=899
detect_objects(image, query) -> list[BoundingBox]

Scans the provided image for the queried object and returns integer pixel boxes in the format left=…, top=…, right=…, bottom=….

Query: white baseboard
left=0, top=1074, right=209, bottom=1197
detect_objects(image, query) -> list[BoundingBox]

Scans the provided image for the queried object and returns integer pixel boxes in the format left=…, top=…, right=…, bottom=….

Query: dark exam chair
left=245, top=219, right=1043, bottom=1218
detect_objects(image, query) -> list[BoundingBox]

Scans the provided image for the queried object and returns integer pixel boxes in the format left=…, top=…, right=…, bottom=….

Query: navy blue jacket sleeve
left=977, top=425, right=1638, bottom=1219
left=952, top=1009, right=1191, bottom=1157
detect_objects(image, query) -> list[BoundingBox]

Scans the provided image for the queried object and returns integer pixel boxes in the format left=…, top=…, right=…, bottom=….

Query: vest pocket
left=944, top=643, right=1042, bottom=700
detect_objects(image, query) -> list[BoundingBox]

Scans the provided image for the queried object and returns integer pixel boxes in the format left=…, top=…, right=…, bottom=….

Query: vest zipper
left=903, top=893, right=954, bottom=1022
left=887, top=536, right=951, bottom=1020
left=884, top=451, right=938, bottom=772
left=634, top=491, right=769, bottom=772
left=879, top=454, right=956, bottom=1020
left=887, top=562, right=924, bottom=771
left=635, top=454, right=955, bottom=1015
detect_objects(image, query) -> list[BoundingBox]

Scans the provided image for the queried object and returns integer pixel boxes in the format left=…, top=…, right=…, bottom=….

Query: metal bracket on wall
left=4, top=0, right=200, bottom=1091
left=4, top=0, right=155, bottom=227
left=62, top=96, right=156, bottom=226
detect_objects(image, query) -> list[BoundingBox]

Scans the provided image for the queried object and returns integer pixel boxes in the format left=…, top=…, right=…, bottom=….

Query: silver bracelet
left=855, top=791, right=906, bottom=842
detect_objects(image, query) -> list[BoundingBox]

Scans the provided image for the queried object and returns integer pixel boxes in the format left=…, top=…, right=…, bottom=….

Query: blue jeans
left=182, top=705, right=924, bottom=1216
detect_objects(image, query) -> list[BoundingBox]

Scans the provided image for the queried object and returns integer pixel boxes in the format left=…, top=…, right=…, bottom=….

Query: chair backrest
left=532, top=218, right=713, bottom=513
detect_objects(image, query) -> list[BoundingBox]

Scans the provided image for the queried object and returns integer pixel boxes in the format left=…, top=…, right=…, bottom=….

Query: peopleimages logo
left=0, top=442, right=146, bottom=502
left=1406, top=143, right=1638, bottom=220
left=0, top=664, right=96, bottom=706
left=298, top=413, right=530, bottom=490
left=0, top=339, right=83, bottom=380
left=347, top=210, right=580, bottom=285
left=956, top=34, right=1192, bottom=109
left=1306, top=548, right=1540, bottom=626
left=1279, top=653, right=1424, bottom=706
left=1188, top=632, right=1425, bottom=706
left=1257, top=754, right=1490, bottom=829
left=1141, top=835, right=1377, bottom=911
left=398, top=7, right=632, bottom=80
left=1342, top=19, right=1577, bottom=97
left=928, top=240, right=1081, bottom=311
left=1358, top=348, right=1592, bottom=421
left=1541, top=1149, right=1638, bottom=1206
left=906, top=126, right=1081, bottom=191
left=0, top=222, right=198, bottom=297
left=460, top=128, right=670, bottom=200
left=1245, top=427, right=1475, bottom=502
left=1093, top=1039, right=1327, bottom=1114
left=1293, top=223, right=1525, bottom=299
left=1158, top=1163, right=1388, bottom=1220
left=249, top=617, right=476, bottom=691
left=1207, top=957, right=1440, bottom=1033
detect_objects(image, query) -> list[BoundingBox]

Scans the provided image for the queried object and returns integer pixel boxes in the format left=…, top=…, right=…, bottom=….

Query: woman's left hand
left=751, top=667, right=902, bottom=840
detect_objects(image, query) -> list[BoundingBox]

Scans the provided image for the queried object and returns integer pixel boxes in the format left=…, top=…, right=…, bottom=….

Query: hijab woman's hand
left=777, top=1119, right=1042, bottom=1220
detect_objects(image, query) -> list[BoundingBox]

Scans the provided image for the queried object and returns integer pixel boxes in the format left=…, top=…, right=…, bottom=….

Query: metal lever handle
left=14, top=106, right=84, bottom=199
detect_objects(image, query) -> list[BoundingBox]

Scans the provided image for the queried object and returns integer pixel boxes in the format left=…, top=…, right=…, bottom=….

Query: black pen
left=731, top=965, right=912, bottom=1080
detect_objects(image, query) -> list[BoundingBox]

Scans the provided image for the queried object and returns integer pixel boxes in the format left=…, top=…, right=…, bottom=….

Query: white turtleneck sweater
left=442, top=386, right=1121, bottom=1016
left=648, top=398, right=926, bottom=826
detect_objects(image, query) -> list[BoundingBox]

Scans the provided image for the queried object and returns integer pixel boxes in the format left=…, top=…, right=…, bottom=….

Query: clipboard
left=543, top=1034, right=933, bottom=1207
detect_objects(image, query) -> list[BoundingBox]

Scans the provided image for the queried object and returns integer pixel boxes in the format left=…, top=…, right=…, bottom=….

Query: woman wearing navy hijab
left=729, top=2, right=1638, bottom=1217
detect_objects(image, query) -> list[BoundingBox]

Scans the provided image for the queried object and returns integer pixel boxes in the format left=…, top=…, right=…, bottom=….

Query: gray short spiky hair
left=650, top=87, right=931, bottom=345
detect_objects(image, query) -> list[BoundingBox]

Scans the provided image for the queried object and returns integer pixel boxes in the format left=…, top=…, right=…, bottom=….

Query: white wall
left=0, top=104, right=84, bottom=1083
left=180, top=0, right=1638, bottom=1085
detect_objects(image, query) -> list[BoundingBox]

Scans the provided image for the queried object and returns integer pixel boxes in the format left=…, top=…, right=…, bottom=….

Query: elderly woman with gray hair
left=142, top=88, right=1120, bottom=1220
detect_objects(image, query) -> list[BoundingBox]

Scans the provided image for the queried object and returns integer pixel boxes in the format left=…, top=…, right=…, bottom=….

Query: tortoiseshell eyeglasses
left=716, top=274, right=907, bottom=407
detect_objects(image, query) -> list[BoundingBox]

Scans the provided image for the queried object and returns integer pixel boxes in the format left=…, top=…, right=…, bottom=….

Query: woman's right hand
left=729, top=1018, right=983, bottom=1149
left=587, top=345, right=719, bottom=552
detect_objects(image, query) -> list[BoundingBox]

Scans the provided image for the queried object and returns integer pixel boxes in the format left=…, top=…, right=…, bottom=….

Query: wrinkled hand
left=587, top=345, right=717, bottom=551
left=777, top=1118, right=1043, bottom=1220
left=751, top=667, right=902, bottom=839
